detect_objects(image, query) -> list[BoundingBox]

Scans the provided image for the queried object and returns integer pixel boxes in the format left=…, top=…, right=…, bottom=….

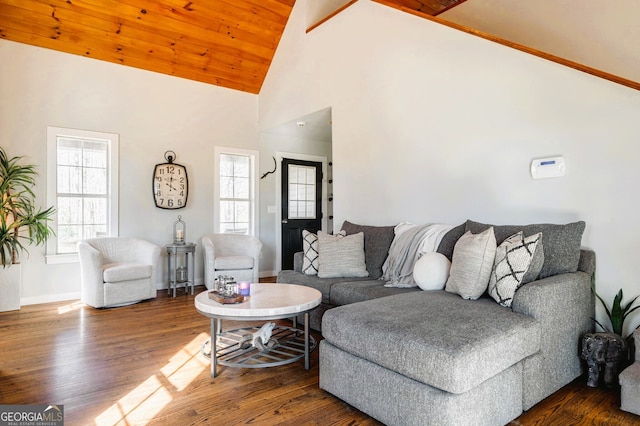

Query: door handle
left=282, top=220, right=288, bottom=224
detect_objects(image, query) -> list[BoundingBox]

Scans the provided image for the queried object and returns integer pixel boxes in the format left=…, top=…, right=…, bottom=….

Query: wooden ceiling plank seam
left=0, top=0, right=271, bottom=76
left=118, top=0, right=289, bottom=27
left=69, top=0, right=278, bottom=59
left=50, top=0, right=270, bottom=70
left=271, top=0, right=296, bottom=7
left=113, top=0, right=285, bottom=47
left=133, top=0, right=283, bottom=48
left=0, top=25, right=262, bottom=93
left=0, top=0, right=292, bottom=94
left=197, top=0, right=292, bottom=25
left=12, top=0, right=273, bottom=64
left=1, top=0, right=52, bottom=16
left=157, top=0, right=288, bottom=35
left=25, top=0, right=273, bottom=62
left=0, top=14, right=264, bottom=84
left=47, top=0, right=274, bottom=65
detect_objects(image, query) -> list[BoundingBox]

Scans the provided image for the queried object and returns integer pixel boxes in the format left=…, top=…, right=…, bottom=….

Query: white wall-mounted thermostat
left=531, top=156, right=566, bottom=179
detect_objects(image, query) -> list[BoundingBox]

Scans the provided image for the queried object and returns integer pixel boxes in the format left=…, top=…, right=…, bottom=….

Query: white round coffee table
left=195, top=283, right=321, bottom=378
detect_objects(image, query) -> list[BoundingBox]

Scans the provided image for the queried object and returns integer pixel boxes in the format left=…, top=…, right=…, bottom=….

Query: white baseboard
left=22, top=292, right=81, bottom=306
left=23, top=278, right=207, bottom=306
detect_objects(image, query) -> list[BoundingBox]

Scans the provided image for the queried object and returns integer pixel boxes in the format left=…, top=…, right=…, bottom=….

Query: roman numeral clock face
left=153, top=161, right=188, bottom=209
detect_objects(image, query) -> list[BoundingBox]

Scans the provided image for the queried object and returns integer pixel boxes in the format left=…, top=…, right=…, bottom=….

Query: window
left=287, top=164, right=317, bottom=219
left=214, top=147, right=258, bottom=236
left=46, top=127, right=119, bottom=262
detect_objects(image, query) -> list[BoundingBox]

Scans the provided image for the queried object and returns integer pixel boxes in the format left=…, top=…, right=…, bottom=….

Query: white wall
left=441, top=0, right=640, bottom=83
left=260, top=1, right=640, bottom=335
left=0, top=40, right=259, bottom=303
left=306, top=0, right=354, bottom=28
left=259, top=109, right=333, bottom=275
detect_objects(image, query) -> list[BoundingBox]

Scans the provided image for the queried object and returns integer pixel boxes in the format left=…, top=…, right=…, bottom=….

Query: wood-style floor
left=1, top=283, right=639, bottom=426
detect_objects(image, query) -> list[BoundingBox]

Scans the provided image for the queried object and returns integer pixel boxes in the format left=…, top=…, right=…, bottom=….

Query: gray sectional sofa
left=277, top=220, right=595, bottom=425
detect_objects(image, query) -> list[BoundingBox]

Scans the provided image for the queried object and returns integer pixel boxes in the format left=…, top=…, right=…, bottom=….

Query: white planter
left=0, top=264, right=21, bottom=311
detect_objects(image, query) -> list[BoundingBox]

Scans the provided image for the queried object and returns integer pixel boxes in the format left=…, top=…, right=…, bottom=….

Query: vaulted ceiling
left=0, top=0, right=468, bottom=94
left=0, top=0, right=637, bottom=94
left=0, top=0, right=296, bottom=94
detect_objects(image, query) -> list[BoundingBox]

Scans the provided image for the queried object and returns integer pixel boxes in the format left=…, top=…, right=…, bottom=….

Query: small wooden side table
left=166, top=243, right=196, bottom=297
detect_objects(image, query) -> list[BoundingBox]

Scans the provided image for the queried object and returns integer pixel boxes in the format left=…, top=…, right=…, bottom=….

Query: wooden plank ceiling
left=0, top=0, right=296, bottom=94
left=382, top=0, right=466, bottom=15
left=0, top=0, right=464, bottom=94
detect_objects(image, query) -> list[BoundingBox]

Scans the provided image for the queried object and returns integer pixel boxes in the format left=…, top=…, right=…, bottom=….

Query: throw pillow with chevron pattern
left=302, top=230, right=320, bottom=275
left=488, top=231, right=544, bottom=308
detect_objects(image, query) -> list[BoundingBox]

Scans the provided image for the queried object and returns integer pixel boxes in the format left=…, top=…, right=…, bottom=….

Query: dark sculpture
left=581, top=332, right=627, bottom=388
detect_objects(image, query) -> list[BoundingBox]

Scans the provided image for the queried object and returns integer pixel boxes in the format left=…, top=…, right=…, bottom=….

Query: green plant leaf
left=0, top=147, right=56, bottom=266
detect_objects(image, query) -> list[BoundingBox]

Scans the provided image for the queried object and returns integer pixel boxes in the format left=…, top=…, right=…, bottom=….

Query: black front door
left=281, top=158, right=323, bottom=270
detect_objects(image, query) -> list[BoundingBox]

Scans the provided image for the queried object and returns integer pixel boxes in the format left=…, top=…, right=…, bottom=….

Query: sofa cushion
left=465, top=220, right=585, bottom=279
left=488, top=232, right=544, bottom=308
left=341, top=221, right=395, bottom=279
left=302, top=230, right=320, bottom=275
left=322, top=291, right=541, bottom=394
left=103, top=263, right=152, bottom=283
left=330, top=280, right=420, bottom=305
left=318, top=231, right=369, bottom=278
left=277, top=270, right=371, bottom=304
left=445, top=227, right=497, bottom=300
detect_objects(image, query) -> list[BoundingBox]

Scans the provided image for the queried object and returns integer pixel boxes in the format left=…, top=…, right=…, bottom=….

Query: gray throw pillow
left=317, top=231, right=369, bottom=278
left=465, top=220, right=585, bottom=279
left=435, top=222, right=466, bottom=261
left=341, top=221, right=395, bottom=279
left=488, top=232, right=544, bottom=308
left=445, top=227, right=497, bottom=300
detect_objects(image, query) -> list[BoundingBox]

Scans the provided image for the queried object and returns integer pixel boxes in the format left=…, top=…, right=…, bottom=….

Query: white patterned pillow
left=302, top=230, right=319, bottom=275
left=445, top=227, right=496, bottom=300
left=317, top=231, right=368, bottom=278
left=488, top=231, right=544, bottom=308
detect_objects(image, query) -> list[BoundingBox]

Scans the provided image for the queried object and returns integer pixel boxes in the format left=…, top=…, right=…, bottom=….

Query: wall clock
left=153, top=151, right=188, bottom=209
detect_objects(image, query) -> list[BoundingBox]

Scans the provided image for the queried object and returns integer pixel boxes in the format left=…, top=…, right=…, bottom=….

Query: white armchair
left=202, top=233, right=262, bottom=289
left=78, top=237, right=161, bottom=308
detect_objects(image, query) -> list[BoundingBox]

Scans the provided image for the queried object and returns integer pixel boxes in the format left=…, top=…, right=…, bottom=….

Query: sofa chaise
left=277, top=219, right=595, bottom=425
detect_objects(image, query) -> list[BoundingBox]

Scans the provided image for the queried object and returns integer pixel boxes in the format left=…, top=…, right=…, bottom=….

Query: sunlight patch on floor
left=94, top=375, right=171, bottom=426
left=57, top=301, right=85, bottom=314
left=94, top=333, right=209, bottom=425
left=161, top=333, right=209, bottom=391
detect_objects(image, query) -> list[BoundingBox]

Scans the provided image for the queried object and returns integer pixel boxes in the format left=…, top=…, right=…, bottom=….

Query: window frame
left=213, top=146, right=259, bottom=237
left=46, top=126, right=119, bottom=264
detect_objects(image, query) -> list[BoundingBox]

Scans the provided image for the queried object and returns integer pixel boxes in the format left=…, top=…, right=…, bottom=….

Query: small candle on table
left=176, top=229, right=184, bottom=241
left=238, top=282, right=251, bottom=296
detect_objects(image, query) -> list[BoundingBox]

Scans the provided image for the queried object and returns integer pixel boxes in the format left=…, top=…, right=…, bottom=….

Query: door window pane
left=288, top=164, right=316, bottom=219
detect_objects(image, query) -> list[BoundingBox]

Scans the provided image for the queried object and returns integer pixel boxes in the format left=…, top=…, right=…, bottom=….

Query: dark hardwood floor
left=1, top=283, right=639, bottom=425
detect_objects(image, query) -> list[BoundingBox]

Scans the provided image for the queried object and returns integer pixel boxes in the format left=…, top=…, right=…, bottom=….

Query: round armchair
left=202, top=233, right=262, bottom=289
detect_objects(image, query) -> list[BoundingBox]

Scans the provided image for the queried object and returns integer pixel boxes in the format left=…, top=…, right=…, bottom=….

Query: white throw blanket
left=381, top=223, right=455, bottom=288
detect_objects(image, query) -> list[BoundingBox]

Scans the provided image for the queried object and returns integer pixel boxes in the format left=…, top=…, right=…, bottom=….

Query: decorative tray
left=208, top=291, right=246, bottom=304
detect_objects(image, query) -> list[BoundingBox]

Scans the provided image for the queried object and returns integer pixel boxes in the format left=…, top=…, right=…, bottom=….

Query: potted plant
left=594, top=288, right=640, bottom=364
left=0, top=147, right=55, bottom=311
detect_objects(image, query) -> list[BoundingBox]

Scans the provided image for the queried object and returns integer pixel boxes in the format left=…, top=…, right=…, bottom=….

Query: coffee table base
left=200, top=325, right=317, bottom=370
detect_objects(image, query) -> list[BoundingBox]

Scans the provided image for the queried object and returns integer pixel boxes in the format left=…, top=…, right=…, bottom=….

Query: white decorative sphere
left=413, top=252, right=451, bottom=291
